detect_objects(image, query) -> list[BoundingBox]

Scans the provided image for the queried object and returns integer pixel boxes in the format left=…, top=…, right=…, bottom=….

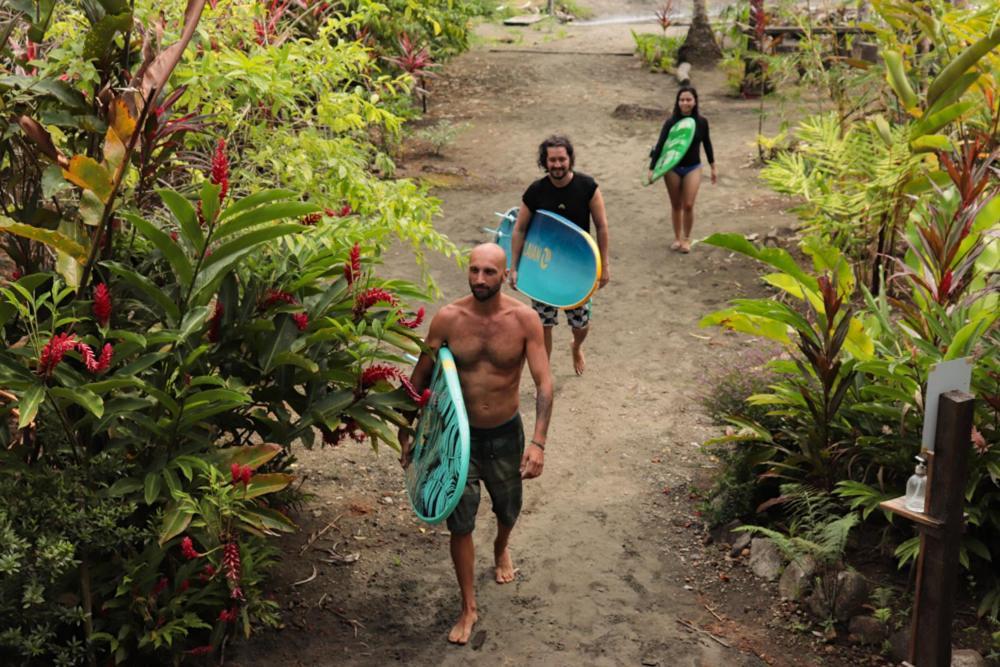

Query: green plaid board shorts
left=446, top=414, right=525, bottom=535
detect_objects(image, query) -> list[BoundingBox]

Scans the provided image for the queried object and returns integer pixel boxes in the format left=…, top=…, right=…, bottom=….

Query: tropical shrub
left=631, top=30, right=681, bottom=72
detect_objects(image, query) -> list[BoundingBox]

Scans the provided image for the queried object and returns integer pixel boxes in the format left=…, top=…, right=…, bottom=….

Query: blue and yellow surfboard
left=493, top=207, right=601, bottom=309
left=405, top=346, right=471, bottom=524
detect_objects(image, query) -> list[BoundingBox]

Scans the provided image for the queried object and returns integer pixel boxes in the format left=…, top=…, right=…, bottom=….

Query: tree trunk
left=682, top=0, right=722, bottom=65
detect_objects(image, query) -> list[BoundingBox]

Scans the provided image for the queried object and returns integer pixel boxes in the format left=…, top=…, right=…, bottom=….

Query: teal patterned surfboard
left=405, top=346, right=471, bottom=524
left=649, top=116, right=696, bottom=183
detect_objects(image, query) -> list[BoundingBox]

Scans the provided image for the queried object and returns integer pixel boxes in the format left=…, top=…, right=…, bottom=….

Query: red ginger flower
left=180, top=536, right=200, bottom=560
left=93, top=283, right=111, bottom=326
left=230, top=462, right=253, bottom=486
left=219, top=606, right=239, bottom=623
left=344, top=242, right=361, bottom=286
left=360, top=363, right=401, bottom=388
left=11, top=269, right=21, bottom=281
left=398, top=306, right=424, bottom=329
left=301, top=212, right=322, bottom=226
left=76, top=342, right=113, bottom=374
left=222, top=541, right=241, bottom=583
left=359, top=363, right=430, bottom=406
left=37, top=333, right=112, bottom=377
left=354, top=288, right=398, bottom=318
left=37, top=332, right=77, bottom=377
left=292, top=312, right=309, bottom=331
left=260, top=289, right=298, bottom=309
left=210, top=138, right=229, bottom=202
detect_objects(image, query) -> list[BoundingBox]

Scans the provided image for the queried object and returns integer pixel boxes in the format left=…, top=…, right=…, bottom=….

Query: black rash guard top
left=521, top=172, right=598, bottom=233
left=648, top=115, right=715, bottom=170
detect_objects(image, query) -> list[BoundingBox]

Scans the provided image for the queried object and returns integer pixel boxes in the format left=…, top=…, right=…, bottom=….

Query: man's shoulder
left=573, top=172, right=598, bottom=193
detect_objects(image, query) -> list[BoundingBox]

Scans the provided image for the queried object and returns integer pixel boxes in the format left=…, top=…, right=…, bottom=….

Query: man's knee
left=682, top=203, right=695, bottom=213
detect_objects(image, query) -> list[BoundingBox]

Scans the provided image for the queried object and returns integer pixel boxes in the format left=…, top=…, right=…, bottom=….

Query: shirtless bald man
left=400, top=243, right=553, bottom=645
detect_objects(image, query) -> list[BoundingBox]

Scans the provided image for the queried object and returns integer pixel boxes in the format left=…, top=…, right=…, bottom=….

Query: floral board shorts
left=446, top=414, right=524, bottom=535
left=531, top=299, right=592, bottom=329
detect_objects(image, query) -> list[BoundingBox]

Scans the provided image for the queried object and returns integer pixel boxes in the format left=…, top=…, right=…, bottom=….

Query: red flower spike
left=301, top=213, right=322, bottom=226
left=11, top=270, right=21, bottom=281
left=361, top=363, right=402, bottom=388
left=353, top=288, right=398, bottom=318
left=398, top=306, right=424, bottom=329
left=180, top=536, right=200, bottom=560
left=179, top=579, right=190, bottom=592
left=261, top=289, right=298, bottom=310
left=344, top=243, right=361, bottom=286
left=222, top=541, right=241, bottom=584
left=219, top=607, right=238, bottom=623
left=199, top=564, right=216, bottom=583
left=339, top=204, right=352, bottom=217
left=240, top=465, right=253, bottom=486
left=230, top=462, right=242, bottom=484
left=93, top=283, right=112, bottom=326
left=38, top=332, right=77, bottom=377
left=230, top=586, right=245, bottom=601
left=292, top=312, right=309, bottom=331
left=210, top=138, right=229, bottom=202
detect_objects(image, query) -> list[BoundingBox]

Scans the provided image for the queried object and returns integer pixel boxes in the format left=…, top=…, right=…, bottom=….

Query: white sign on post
left=921, top=357, right=972, bottom=452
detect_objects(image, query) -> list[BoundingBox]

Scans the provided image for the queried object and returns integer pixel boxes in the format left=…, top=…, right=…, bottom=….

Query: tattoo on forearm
left=535, top=390, right=553, bottom=437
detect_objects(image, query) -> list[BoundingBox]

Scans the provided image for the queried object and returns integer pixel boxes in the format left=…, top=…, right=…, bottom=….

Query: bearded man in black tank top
left=509, top=135, right=611, bottom=376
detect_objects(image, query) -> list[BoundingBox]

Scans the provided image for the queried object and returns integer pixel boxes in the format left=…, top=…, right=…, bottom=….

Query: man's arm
left=519, top=310, right=552, bottom=480
left=590, top=187, right=610, bottom=288
left=508, top=204, right=532, bottom=289
left=398, top=308, right=449, bottom=467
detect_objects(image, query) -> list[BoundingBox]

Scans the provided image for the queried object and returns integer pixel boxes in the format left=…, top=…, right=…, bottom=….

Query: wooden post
left=909, top=390, right=974, bottom=667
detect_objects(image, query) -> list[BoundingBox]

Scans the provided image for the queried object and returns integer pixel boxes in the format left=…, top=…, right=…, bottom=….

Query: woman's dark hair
left=671, top=86, right=700, bottom=120
left=537, top=134, right=575, bottom=170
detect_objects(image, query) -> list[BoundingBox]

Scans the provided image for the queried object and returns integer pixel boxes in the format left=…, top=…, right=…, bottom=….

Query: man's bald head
left=468, top=243, right=508, bottom=303
left=469, top=243, right=507, bottom=272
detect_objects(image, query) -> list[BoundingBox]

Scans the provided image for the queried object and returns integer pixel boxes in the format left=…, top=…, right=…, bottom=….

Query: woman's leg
left=679, top=167, right=703, bottom=251
left=664, top=172, right=683, bottom=248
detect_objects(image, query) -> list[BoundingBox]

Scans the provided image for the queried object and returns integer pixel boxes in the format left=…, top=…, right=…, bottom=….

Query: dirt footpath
left=235, top=6, right=841, bottom=666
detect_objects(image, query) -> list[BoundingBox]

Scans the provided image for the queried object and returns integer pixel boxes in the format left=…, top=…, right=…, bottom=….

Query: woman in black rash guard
left=647, top=86, right=716, bottom=253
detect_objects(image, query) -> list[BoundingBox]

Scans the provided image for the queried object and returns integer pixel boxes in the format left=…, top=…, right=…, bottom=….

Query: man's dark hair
left=537, top=135, right=575, bottom=170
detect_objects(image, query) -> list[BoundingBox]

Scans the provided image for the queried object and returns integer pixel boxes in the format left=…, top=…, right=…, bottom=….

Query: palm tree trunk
left=682, top=0, right=722, bottom=65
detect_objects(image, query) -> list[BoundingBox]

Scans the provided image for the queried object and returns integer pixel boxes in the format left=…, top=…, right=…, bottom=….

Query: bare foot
left=670, top=239, right=682, bottom=251
left=448, top=609, right=478, bottom=645
left=494, top=547, right=519, bottom=584
left=571, top=342, right=585, bottom=375
left=679, top=240, right=691, bottom=254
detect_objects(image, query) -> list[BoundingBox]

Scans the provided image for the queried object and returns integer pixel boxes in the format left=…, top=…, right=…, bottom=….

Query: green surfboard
left=647, top=117, right=696, bottom=183
left=405, top=346, right=471, bottom=524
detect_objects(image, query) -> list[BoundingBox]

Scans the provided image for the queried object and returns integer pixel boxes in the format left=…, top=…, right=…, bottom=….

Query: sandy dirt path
left=236, top=5, right=810, bottom=666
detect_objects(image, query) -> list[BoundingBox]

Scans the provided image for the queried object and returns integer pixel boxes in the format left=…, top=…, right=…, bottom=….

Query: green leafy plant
left=415, top=120, right=469, bottom=157
left=631, top=31, right=682, bottom=72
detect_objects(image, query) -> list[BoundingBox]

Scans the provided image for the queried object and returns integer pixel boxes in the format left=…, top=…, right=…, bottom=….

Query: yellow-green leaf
left=910, top=134, right=954, bottom=153
left=62, top=155, right=113, bottom=203
left=843, top=317, right=875, bottom=360
left=0, top=216, right=88, bottom=261
left=243, top=473, right=294, bottom=499
left=882, top=49, right=918, bottom=112
left=699, top=309, right=792, bottom=343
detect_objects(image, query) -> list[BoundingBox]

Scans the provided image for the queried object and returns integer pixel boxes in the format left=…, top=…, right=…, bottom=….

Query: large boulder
left=847, top=615, right=886, bottom=646
left=748, top=537, right=784, bottom=581
left=778, top=555, right=816, bottom=601
left=806, top=570, right=870, bottom=621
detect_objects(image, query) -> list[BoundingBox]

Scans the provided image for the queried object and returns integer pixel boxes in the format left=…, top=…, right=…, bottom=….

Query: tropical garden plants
left=700, top=0, right=1000, bottom=626
left=1, top=0, right=493, bottom=662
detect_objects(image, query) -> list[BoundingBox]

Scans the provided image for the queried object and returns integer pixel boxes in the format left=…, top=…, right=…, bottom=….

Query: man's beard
left=470, top=282, right=501, bottom=302
left=547, top=167, right=567, bottom=178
